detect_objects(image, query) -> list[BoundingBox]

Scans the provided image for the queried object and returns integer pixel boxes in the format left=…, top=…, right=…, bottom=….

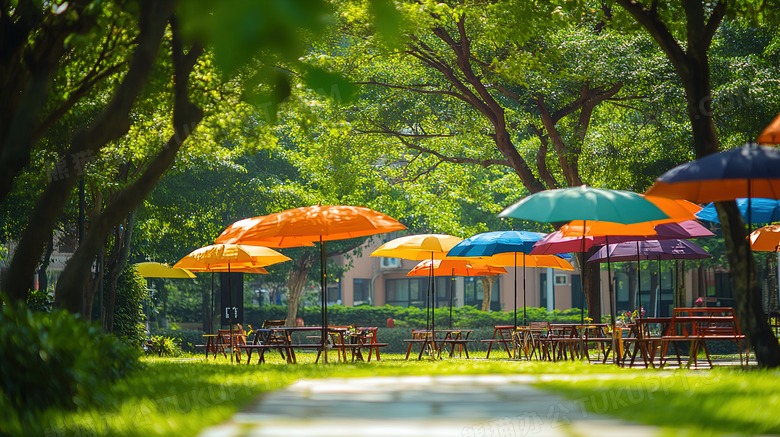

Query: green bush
left=0, top=300, right=141, bottom=414
left=25, top=288, right=52, bottom=313
left=149, top=327, right=205, bottom=353
left=146, top=335, right=182, bottom=357
left=243, top=304, right=587, bottom=329
left=113, top=265, right=148, bottom=348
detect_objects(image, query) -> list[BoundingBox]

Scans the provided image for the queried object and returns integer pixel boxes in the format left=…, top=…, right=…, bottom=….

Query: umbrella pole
left=637, top=241, right=641, bottom=317
left=431, top=252, right=435, bottom=358
left=514, top=252, right=517, bottom=329
left=657, top=258, right=661, bottom=318
left=210, top=272, right=214, bottom=335
left=580, top=220, right=586, bottom=324
left=229, top=263, right=233, bottom=364
left=320, top=237, right=329, bottom=364
left=449, top=269, right=454, bottom=330
left=523, top=253, right=527, bottom=326
left=605, top=235, right=617, bottom=365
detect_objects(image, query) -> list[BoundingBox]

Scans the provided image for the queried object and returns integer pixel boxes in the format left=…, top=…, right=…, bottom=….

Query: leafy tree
left=611, top=0, right=780, bottom=367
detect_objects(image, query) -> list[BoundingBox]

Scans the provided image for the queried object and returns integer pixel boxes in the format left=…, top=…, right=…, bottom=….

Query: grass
left=8, top=350, right=780, bottom=437
left=537, top=367, right=780, bottom=436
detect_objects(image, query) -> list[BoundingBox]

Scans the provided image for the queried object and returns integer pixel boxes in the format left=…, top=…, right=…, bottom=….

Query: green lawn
left=11, top=351, right=779, bottom=437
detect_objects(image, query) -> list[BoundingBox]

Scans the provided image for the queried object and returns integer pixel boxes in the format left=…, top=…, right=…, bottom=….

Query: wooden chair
left=262, top=320, right=289, bottom=361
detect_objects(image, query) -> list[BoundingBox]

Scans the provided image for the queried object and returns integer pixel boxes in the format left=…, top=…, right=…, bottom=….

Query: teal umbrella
left=500, top=186, right=669, bottom=224
left=499, top=186, right=670, bottom=364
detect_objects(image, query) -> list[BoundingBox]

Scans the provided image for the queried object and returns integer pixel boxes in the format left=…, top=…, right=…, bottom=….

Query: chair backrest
left=673, top=307, right=734, bottom=317
left=528, top=321, right=549, bottom=331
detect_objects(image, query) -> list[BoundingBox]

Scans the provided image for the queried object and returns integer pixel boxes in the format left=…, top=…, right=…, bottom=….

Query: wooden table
left=482, top=325, right=514, bottom=359
left=403, top=329, right=475, bottom=360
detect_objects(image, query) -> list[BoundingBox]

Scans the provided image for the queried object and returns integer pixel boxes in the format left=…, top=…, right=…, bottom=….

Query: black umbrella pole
left=637, top=241, right=641, bottom=316
left=211, top=272, right=215, bottom=336
left=605, top=236, right=617, bottom=365
left=229, top=263, right=233, bottom=364
left=523, top=254, right=527, bottom=326
left=514, top=252, right=517, bottom=329
left=320, top=238, right=328, bottom=364
left=449, top=271, right=454, bottom=330
left=431, top=252, right=435, bottom=354
left=580, top=220, right=586, bottom=324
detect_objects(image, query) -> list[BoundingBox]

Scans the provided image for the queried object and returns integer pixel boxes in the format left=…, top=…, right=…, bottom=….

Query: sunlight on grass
left=18, top=350, right=779, bottom=437
left=538, top=367, right=780, bottom=437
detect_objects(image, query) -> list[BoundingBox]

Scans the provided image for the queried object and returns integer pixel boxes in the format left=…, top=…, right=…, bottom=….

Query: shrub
left=113, top=265, right=148, bottom=348
left=146, top=335, right=182, bottom=357
left=26, top=288, right=52, bottom=313
left=149, top=328, right=205, bottom=353
left=0, top=300, right=141, bottom=414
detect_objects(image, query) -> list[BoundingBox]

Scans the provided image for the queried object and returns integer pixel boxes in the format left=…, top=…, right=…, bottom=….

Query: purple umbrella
left=530, top=220, right=714, bottom=255
left=587, top=240, right=712, bottom=316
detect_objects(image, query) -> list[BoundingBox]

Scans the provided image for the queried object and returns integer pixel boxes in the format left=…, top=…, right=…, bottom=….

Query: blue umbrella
left=448, top=231, right=548, bottom=328
left=696, top=198, right=780, bottom=224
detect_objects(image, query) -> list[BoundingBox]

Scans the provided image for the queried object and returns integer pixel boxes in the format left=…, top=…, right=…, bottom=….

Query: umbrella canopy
left=645, top=143, right=780, bottom=202
left=215, top=205, right=407, bottom=247
left=587, top=239, right=712, bottom=263
left=134, top=262, right=195, bottom=278
left=696, top=198, right=780, bottom=224
left=371, top=234, right=464, bottom=260
left=750, top=225, right=780, bottom=251
left=406, top=259, right=507, bottom=277
left=499, top=186, right=670, bottom=224
left=478, top=253, right=575, bottom=270
left=173, top=244, right=291, bottom=270
left=757, top=113, right=780, bottom=145
left=532, top=220, right=714, bottom=255
left=215, top=205, right=405, bottom=364
left=446, top=231, right=548, bottom=257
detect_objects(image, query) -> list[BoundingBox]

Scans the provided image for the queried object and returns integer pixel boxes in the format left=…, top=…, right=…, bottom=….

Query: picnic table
left=403, top=329, right=475, bottom=360
left=482, top=325, right=514, bottom=359
left=624, top=309, right=747, bottom=368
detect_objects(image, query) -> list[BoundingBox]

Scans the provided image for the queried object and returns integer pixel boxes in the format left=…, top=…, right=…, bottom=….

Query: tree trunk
left=481, top=276, right=497, bottom=311
left=103, top=211, right=135, bottom=332
left=81, top=255, right=102, bottom=322
left=3, top=2, right=174, bottom=305
left=716, top=201, right=780, bottom=367
left=54, top=20, right=203, bottom=313
left=674, top=260, right=686, bottom=310
left=37, top=232, right=54, bottom=294
left=285, top=259, right=311, bottom=327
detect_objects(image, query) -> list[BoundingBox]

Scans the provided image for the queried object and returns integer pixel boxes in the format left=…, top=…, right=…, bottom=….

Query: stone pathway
left=197, top=374, right=663, bottom=437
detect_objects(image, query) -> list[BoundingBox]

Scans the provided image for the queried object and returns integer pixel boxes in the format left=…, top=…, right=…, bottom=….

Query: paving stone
left=197, top=374, right=665, bottom=437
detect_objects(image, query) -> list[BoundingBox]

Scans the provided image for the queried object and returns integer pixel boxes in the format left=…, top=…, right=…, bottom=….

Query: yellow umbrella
left=174, top=244, right=290, bottom=362
left=174, top=244, right=290, bottom=269
left=371, top=234, right=463, bottom=339
left=370, top=234, right=464, bottom=260
left=134, top=262, right=196, bottom=278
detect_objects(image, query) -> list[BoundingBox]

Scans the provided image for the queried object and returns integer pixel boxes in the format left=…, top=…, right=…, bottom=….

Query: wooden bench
left=482, top=325, right=514, bottom=359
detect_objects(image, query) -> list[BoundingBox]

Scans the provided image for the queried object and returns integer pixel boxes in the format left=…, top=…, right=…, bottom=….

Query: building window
left=327, top=283, right=340, bottom=304
left=463, top=277, right=500, bottom=311
left=385, top=277, right=448, bottom=308
left=353, top=278, right=370, bottom=304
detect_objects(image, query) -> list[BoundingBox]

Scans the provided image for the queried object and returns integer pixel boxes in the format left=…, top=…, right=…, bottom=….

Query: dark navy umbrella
left=448, top=231, right=548, bottom=327
left=696, top=198, right=780, bottom=224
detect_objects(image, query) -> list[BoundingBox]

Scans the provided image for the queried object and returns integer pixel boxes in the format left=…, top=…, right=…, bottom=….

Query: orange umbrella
left=406, top=259, right=507, bottom=277
left=407, top=259, right=506, bottom=329
left=215, top=205, right=406, bottom=246
left=216, top=205, right=406, bottom=364
left=478, top=253, right=575, bottom=270
left=559, top=196, right=701, bottom=238
left=758, top=113, right=780, bottom=145
left=750, top=225, right=780, bottom=251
